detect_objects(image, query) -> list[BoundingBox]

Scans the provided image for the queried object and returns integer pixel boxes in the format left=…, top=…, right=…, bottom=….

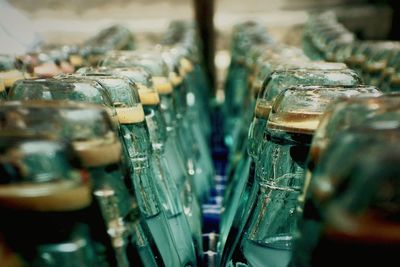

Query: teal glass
left=78, top=66, right=155, bottom=91
left=101, top=52, right=203, bottom=254
left=0, top=54, right=26, bottom=97
left=219, top=60, right=350, bottom=250
left=7, top=80, right=163, bottom=267
left=167, top=45, right=212, bottom=139
left=362, top=43, right=400, bottom=86
left=290, top=127, right=400, bottom=267
left=69, top=73, right=187, bottom=267
left=85, top=64, right=202, bottom=263
left=290, top=95, right=400, bottom=267
left=77, top=70, right=197, bottom=266
left=224, top=86, right=377, bottom=267
left=8, top=78, right=115, bottom=114
left=0, top=101, right=155, bottom=267
left=309, top=94, right=397, bottom=174
left=0, top=135, right=99, bottom=266
left=222, top=49, right=309, bottom=196
left=81, top=25, right=134, bottom=65
left=220, top=67, right=364, bottom=266
left=223, top=21, right=274, bottom=148
left=380, top=51, right=400, bottom=92
left=162, top=48, right=214, bottom=203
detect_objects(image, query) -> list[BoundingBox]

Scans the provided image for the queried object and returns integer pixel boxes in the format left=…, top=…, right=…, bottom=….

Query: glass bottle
left=225, top=86, right=377, bottom=267
left=6, top=80, right=164, bottom=267
left=100, top=52, right=204, bottom=253
left=220, top=67, right=364, bottom=266
left=161, top=48, right=214, bottom=203
left=76, top=70, right=197, bottom=266
left=362, top=42, right=400, bottom=86
left=0, top=135, right=98, bottom=266
left=379, top=51, right=400, bottom=92
left=95, top=64, right=204, bottom=262
left=81, top=25, right=134, bottom=66
left=290, top=125, right=400, bottom=267
left=300, top=93, right=397, bottom=213
left=0, top=55, right=25, bottom=96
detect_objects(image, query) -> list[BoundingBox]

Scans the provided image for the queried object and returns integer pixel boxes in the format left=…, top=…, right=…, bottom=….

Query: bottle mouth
left=0, top=79, right=4, bottom=93
left=115, top=104, right=145, bottom=124
left=0, top=176, right=92, bottom=212
left=365, top=61, right=386, bottom=73
left=268, top=113, right=321, bottom=136
left=72, top=134, right=122, bottom=167
left=179, top=58, right=194, bottom=77
left=169, top=71, right=183, bottom=86
left=152, top=76, right=173, bottom=94
left=69, top=54, right=84, bottom=67
left=0, top=69, right=25, bottom=88
left=254, top=100, right=271, bottom=119
left=138, top=87, right=160, bottom=105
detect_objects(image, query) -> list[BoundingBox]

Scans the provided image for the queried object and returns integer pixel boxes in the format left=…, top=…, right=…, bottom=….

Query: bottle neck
left=143, top=105, right=167, bottom=154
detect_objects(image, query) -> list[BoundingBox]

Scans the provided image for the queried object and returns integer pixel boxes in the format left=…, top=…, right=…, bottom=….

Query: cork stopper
left=254, top=99, right=271, bottom=119
left=390, top=74, right=400, bottom=86
left=0, top=70, right=24, bottom=88
left=365, top=61, right=386, bottom=73
left=0, top=78, right=5, bottom=92
left=179, top=58, right=194, bottom=77
left=347, top=55, right=366, bottom=66
left=115, top=104, right=145, bottom=124
left=268, top=112, right=321, bottom=135
left=69, top=55, right=84, bottom=67
left=152, top=76, right=173, bottom=94
left=34, top=62, right=63, bottom=78
left=382, top=67, right=395, bottom=78
left=138, top=87, right=160, bottom=105
left=73, top=133, right=122, bottom=167
left=0, top=180, right=92, bottom=211
left=169, top=72, right=183, bottom=86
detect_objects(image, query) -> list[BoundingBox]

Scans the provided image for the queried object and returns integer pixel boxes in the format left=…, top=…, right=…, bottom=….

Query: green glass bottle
left=76, top=70, right=197, bottom=266
left=228, top=86, right=378, bottom=267
left=100, top=53, right=204, bottom=256
left=7, top=79, right=164, bottom=267
left=220, top=65, right=363, bottom=266
left=0, top=135, right=98, bottom=266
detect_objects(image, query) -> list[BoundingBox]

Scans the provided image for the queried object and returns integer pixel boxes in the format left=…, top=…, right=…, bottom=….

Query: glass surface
left=291, top=126, right=400, bottom=267
left=225, top=85, right=378, bottom=267
left=0, top=101, right=159, bottom=267
left=0, top=136, right=100, bottom=266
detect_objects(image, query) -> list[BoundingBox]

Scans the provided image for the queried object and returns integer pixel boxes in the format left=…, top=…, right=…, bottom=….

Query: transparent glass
left=120, top=119, right=187, bottom=267
left=77, top=71, right=196, bottom=266
left=8, top=78, right=115, bottom=114
left=144, top=94, right=197, bottom=265
left=0, top=77, right=7, bottom=100
left=220, top=69, right=365, bottom=266
left=380, top=51, right=400, bottom=92
left=225, top=86, right=378, bottom=267
left=177, top=70, right=214, bottom=203
left=102, top=51, right=203, bottom=262
left=70, top=73, right=144, bottom=127
left=362, top=43, right=400, bottom=86
left=310, top=93, right=397, bottom=172
left=100, top=50, right=173, bottom=95
left=290, top=126, right=400, bottom=267
left=81, top=25, right=133, bottom=64
left=0, top=136, right=99, bottom=266
left=0, top=101, right=158, bottom=267
left=224, top=60, right=349, bottom=216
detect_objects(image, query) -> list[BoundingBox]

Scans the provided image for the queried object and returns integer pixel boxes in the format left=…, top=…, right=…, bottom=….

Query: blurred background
left=1, top=0, right=397, bottom=91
